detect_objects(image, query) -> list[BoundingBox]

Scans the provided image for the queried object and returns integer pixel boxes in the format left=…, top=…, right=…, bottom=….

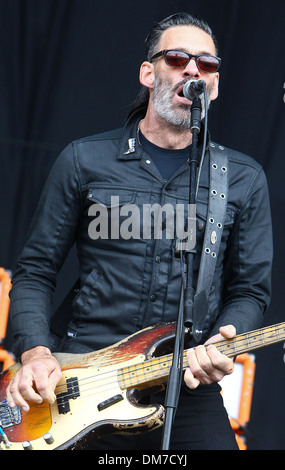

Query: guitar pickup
left=57, top=394, right=70, bottom=414
left=98, top=394, right=124, bottom=411
left=66, top=377, right=80, bottom=399
left=57, top=377, right=80, bottom=415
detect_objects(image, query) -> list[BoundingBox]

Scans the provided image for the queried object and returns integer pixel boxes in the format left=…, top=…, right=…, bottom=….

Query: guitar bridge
left=0, top=398, right=21, bottom=428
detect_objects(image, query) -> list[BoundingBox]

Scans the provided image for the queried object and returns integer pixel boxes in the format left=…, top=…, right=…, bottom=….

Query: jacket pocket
left=85, top=187, right=139, bottom=241
left=86, top=187, right=137, bottom=208
left=72, top=265, right=102, bottom=319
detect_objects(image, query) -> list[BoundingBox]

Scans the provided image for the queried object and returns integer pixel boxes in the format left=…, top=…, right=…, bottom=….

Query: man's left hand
left=184, top=325, right=236, bottom=389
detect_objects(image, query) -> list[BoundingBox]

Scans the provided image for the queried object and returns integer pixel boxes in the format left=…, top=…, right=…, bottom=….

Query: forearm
left=10, top=284, right=53, bottom=358
left=209, top=296, right=265, bottom=337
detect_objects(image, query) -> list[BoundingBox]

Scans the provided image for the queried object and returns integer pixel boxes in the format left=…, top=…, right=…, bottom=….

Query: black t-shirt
left=139, top=130, right=191, bottom=180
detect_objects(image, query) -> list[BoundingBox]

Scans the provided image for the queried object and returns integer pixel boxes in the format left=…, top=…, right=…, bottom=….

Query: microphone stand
left=184, top=97, right=202, bottom=329
left=161, top=96, right=202, bottom=450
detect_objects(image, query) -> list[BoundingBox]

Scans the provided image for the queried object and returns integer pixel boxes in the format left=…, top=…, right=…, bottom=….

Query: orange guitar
left=0, top=321, right=284, bottom=450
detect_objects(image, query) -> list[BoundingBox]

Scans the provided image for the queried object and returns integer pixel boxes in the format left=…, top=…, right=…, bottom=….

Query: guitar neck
left=208, top=322, right=285, bottom=358
left=118, top=322, right=285, bottom=391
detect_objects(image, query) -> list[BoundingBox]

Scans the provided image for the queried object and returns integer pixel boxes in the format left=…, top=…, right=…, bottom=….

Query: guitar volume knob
left=44, top=432, right=54, bottom=445
left=22, top=441, right=33, bottom=450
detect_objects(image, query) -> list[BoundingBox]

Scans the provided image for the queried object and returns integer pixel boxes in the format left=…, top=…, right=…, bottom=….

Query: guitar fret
left=219, top=343, right=225, bottom=355
left=118, top=322, right=285, bottom=392
left=158, top=356, right=170, bottom=376
left=123, top=364, right=139, bottom=388
left=119, top=368, right=127, bottom=389
left=142, top=360, right=147, bottom=383
left=149, top=359, right=155, bottom=381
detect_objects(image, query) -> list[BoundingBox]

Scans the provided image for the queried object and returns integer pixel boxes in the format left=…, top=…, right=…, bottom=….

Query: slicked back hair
left=128, top=12, right=218, bottom=116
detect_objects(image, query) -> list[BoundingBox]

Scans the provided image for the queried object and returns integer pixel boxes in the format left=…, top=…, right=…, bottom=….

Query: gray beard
left=151, top=76, right=212, bottom=129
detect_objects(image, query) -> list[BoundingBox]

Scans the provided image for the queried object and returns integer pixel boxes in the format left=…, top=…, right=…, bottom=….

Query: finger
left=206, top=344, right=234, bottom=375
left=17, top=368, right=44, bottom=405
left=186, top=347, right=213, bottom=384
left=46, top=368, right=62, bottom=402
left=205, top=325, right=236, bottom=346
left=6, top=372, right=40, bottom=412
left=187, top=346, right=232, bottom=384
left=6, top=380, right=27, bottom=411
left=32, top=364, right=58, bottom=404
left=33, top=358, right=62, bottom=404
left=184, top=367, right=200, bottom=389
left=219, top=325, right=236, bottom=339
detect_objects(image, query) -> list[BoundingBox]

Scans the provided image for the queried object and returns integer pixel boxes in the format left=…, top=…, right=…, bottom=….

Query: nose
left=182, top=58, right=201, bottom=79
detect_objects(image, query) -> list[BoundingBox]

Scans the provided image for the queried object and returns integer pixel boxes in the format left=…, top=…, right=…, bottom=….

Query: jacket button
left=197, top=221, right=204, bottom=232
left=150, top=294, right=156, bottom=302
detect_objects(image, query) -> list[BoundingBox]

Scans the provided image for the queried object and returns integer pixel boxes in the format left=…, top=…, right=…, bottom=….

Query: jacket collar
left=117, top=107, right=210, bottom=161
left=117, top=108, right=146, bottom=161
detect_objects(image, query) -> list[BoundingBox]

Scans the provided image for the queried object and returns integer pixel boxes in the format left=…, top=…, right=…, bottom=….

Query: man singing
left=6, top=12, right=272, bottom=450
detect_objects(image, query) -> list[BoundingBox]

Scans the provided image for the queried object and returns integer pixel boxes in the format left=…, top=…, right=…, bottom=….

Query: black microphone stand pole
left=184, top=96, right=202, bottom=329
left=161, top=96, right=202, bottom=450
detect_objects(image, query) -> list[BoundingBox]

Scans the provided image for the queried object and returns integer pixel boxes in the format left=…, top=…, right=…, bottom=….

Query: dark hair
left=128, top=12, right=218, bottom=116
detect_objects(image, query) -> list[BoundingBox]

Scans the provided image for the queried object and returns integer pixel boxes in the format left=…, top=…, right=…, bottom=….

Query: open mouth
left=175, top=84, right=192, bottom=104
left=176, top=85, right=185, bottom=98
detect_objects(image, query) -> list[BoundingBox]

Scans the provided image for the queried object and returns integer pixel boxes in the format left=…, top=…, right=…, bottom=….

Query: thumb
left=205, top=324, right=236, bottom=345
left=219, top=324, right=236, bottom=339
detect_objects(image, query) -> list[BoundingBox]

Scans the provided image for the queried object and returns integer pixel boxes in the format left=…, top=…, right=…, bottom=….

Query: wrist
left=21, top=346, right=52, bottom=365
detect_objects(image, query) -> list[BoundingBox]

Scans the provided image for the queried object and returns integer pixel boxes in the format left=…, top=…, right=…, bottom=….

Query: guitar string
left=1, top=335, right=283, bottom=426
left=51, top=329, right=285, bottom=400
left=2, top=325, right=285, bottom=424
left=1, top=335, right=284, bottom=427
left=52, top=322, right=285, bottom=395
left=1, top=323, right=285, bottom=428
left=16, top=324, right=285, bottom=406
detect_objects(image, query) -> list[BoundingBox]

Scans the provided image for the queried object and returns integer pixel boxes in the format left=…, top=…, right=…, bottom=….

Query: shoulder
left=210, top=142, right=262, bottom=172
left=211, top=143, right=269, bottom=211
left=72, top=127, right=123, bottom=147
left=211, top=142, right=266, bottom=195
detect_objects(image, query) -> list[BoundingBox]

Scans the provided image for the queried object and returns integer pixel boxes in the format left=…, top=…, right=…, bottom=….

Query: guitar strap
left=193, top=143, right=229, bottom=339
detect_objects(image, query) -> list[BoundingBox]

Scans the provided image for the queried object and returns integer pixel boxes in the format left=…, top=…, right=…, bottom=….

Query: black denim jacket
left=10, top=112, right=273, bottom=357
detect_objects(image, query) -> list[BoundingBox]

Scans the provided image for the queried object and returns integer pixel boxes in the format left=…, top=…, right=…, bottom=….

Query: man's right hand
left=6, top=346, right=62, bottom=412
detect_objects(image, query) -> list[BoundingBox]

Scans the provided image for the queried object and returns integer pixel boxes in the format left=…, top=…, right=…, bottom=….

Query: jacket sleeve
left=209, top=166, right=273, bottom=336
left=9, top=143, right=81, bottom=358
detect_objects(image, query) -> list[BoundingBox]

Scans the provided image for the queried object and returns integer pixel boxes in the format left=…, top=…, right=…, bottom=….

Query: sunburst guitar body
left=0, top=321, right=284, bottom=450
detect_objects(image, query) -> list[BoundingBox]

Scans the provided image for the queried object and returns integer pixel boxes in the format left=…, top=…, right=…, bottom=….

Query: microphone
left=183, top=79, right=205, bottom=101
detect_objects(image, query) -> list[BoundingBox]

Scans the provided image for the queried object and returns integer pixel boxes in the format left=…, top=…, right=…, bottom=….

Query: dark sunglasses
left=150, top=49, right=221, bottom=73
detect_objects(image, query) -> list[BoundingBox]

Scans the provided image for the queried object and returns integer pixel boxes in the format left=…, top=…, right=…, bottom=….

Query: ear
left=210, top=73, right=219, bottom=101
left=139, top=61, right=155, bottom=90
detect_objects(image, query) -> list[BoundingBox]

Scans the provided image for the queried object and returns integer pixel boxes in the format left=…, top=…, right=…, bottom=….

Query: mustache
left=173, top=78, right=213, bottom=105
left=154, top=75, right=189, bottom=95
left=172, top=79, right=189, bottom=94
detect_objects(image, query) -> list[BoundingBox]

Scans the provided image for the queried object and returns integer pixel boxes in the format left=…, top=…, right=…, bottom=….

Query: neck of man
left=139, top=106, right=193, bottom=150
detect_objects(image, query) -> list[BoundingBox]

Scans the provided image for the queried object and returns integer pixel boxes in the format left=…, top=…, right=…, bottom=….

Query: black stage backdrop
left=0, top=0, right=285, bottom=450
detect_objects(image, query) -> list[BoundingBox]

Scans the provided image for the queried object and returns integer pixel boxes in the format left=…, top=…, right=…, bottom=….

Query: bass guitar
left=0, top=321, right=284, bottom=450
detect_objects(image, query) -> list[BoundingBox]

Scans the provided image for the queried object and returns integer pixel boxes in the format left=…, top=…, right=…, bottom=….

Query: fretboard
left=118, top=322, right=285, bottom=391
